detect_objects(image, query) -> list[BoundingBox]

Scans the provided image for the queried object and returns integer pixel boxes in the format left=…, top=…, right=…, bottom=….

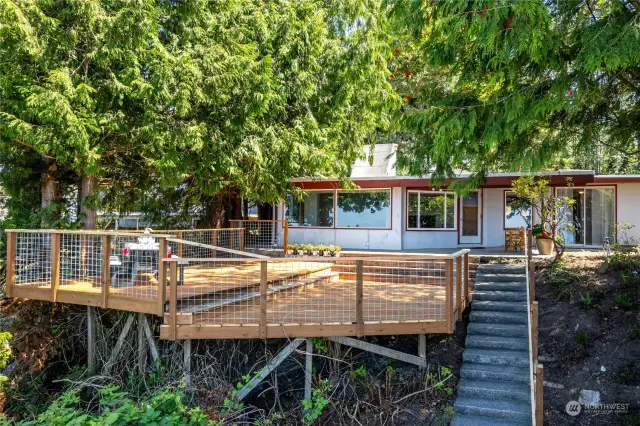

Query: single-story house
left=276, top=144, right=640, bottom=250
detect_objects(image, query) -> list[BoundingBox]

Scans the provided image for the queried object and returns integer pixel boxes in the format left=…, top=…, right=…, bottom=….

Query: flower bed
left=287, top=243, right=341, bottom=257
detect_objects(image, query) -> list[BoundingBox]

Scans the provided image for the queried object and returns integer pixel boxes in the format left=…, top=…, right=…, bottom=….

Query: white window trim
left=407, top=190, right=457, bottom=230
left=335, top=188, right=392, bottom=229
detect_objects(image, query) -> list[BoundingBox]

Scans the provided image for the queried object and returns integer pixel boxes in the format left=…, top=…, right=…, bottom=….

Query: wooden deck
left=6, top=229, right=471, bottom=341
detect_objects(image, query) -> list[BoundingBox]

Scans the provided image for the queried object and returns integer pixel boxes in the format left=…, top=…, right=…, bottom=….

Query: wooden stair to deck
left=164, top=267, right=338, bottom=325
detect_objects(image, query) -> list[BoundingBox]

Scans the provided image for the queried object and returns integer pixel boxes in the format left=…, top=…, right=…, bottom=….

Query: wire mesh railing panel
left=176, top=260, right=263, bottom=324
left=231, top=220, right=284, bottom=250
left=359, top=259, right=447, bottom=322
left=109, top=234, right=160, bottom=300
left=266, top=259, right=351, bottom=324
left=179, top=229, right=243, bottom=258
left=14, top=232, right=52, bottom=287
left=60, top=234, right=102, bottom=288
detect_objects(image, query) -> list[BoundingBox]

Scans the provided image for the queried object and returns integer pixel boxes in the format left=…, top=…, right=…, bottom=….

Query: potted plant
left=329, top=245, right=341, bottom=257
left=317, top=244, right=329, bottom=257
left=532, top=224, right=554, bottom=255
left=310, top=244, right=320, bottom=257
left=288, top=243, right=299, bottom=256
left=511, top=176, right=575, bottom=261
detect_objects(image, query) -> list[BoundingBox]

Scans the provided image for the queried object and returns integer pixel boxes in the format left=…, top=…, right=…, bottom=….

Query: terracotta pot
left=536, top=238, right=554, bottom=255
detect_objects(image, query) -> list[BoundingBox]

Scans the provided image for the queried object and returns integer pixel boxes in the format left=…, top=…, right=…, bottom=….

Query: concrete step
left=458, top=379, right=531, bottom=402
left=470, top=310, right=528, bottom=325
left=476, top=273, right=526, bottom=283
left=452, top=414, right=530, bottom=426
left=477, top=264, right=526, bottom=274
left=463, top=348, right=529, bottom=367
left=472, top=300, right=528, bottom=312
left=474, top=281, right=527, bottom=292
left=467, top=322, right=528, bottom=338
left=466, top=335, right=529, bottom=351
left=474, top=290, right=528, bottom=302
left=455, top=396, right=532, bottom=422
left=460, top=363, right=530, bottom=383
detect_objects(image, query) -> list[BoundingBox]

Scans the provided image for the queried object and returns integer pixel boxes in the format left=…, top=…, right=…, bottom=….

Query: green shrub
left=616, top=293, right=632, bottom=310
left=579, top=294, right=593, bottom=309
left=1, top=386, right=217, bottom=426
left=576, top=332, right=589, bottom=345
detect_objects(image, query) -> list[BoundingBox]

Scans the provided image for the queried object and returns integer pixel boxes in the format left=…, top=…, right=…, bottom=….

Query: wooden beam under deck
left=159, top=320, right=450, bottom=340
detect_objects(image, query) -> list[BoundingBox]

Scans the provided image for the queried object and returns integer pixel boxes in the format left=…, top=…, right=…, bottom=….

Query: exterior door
left=460, top=191, right=481, bottom=244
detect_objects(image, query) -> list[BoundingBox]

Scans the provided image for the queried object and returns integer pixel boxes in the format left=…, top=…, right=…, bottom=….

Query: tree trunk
left=79, top=175, right=98, bottom=276
left=41, top=172, right=59, bottom=227
left=79, top=175, right=98, bottom=229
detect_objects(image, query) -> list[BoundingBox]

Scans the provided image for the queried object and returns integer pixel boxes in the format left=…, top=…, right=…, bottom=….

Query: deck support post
left=260, top=261, right=268, bottom=339
left=463, top=252, right=470, bottom=305
left=184, top=339, right=192, bottom=391
left=157, top=238, right=168, bottom=316
left=536, top=364, right=544, bottom=426
left=445, top=259, right=454, bottom=333
left=168, top=262, right=178, bottom=340
left=531, top=301, right=539, bottom=361
left=101, top=235, right=111, bottom=308
left=455, top=256, right=462, bottom=319
left=6, top=231, right=15, bottom=298
left=327, top=336, right=427, bottom=368
left=50, top=233, right=61, bottom=302
left=142, top=315, right=159, bottom=362
left=304, top=338, right=313, bottom=403
left=103, top=314, right=135, bottom=375
left=138, top=313, right=147, bottom=374
left=283, top=221, right=288, bottom=255
left=235, top=338, right=306, bottom=402
left=355, top=260, right=364, bottom=337
left=87, top=306, right=96, bottom=375
left=418, top=334, right=427, bottom=370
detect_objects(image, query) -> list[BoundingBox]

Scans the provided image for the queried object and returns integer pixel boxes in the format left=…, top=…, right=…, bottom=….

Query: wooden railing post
left=168, top=261, right=178, bottom=340
left=532, top=301, right=539, bottom=361
left=50, top=233, right=61, bottom=303
left=283, top=221, right=289, bottom=255
left=445, top=259, right=454, bottom=333
left=101, top=235, right=112, bottom=309
left=455, top=255, right=462, bottom=317
left=5, top=231, right=16, bottom=298
left=177, top=231, right=183, bottom=257
left=239, top=228, right=245, bottom=252
left=260, top=261, right=268, bottom=339
left=356, top=260, right=364, bottom=337
left=463, top=252, right=470, bottom=306
left=157, top=237, right=168, bottom=316
left=536, top=364, right=544, bottom=426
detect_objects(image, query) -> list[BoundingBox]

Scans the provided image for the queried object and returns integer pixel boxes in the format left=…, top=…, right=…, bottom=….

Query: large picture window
left=407, top=191, right=456, bottom=230
left=504, top=191, right=532, bottom=228
left=286, top=191, right=334, bottom=227
left=336, top=190, right=391, bottom=228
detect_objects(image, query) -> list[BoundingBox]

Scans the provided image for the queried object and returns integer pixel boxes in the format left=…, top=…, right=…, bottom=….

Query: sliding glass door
left=557, top=188, right=615, bottom=246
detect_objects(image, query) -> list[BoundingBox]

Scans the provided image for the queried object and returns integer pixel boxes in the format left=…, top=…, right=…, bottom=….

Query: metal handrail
left=525, top=230, right=536, bottom=426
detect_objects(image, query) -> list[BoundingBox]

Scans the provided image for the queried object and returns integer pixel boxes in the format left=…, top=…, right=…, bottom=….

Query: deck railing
left=525, top=229, right=543, bottom=426
left=160, top=250, right=470, bottom=340
left=5, top=229, right=257, bottom=316
left=230, top=220, right=288, bottom=254
left=5, top=229, right=470, bottom=340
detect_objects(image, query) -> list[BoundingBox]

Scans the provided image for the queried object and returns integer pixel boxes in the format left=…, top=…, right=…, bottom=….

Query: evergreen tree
left=0, top=0, right=397, bottom=228
left=390, top=0, right=640, bottom=189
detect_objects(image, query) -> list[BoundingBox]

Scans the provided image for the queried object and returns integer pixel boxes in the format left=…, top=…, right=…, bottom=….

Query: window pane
left=337, top=190, right=391, bottom=228
left=408, top=192, right=418, bottom=228
left=505, top=192, right=531, bottom=228
left=286, top=191, right=334, bottom=227
left=420, top=194, right=445, bottom=228
left=445, top=195, right=455, bottom=229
